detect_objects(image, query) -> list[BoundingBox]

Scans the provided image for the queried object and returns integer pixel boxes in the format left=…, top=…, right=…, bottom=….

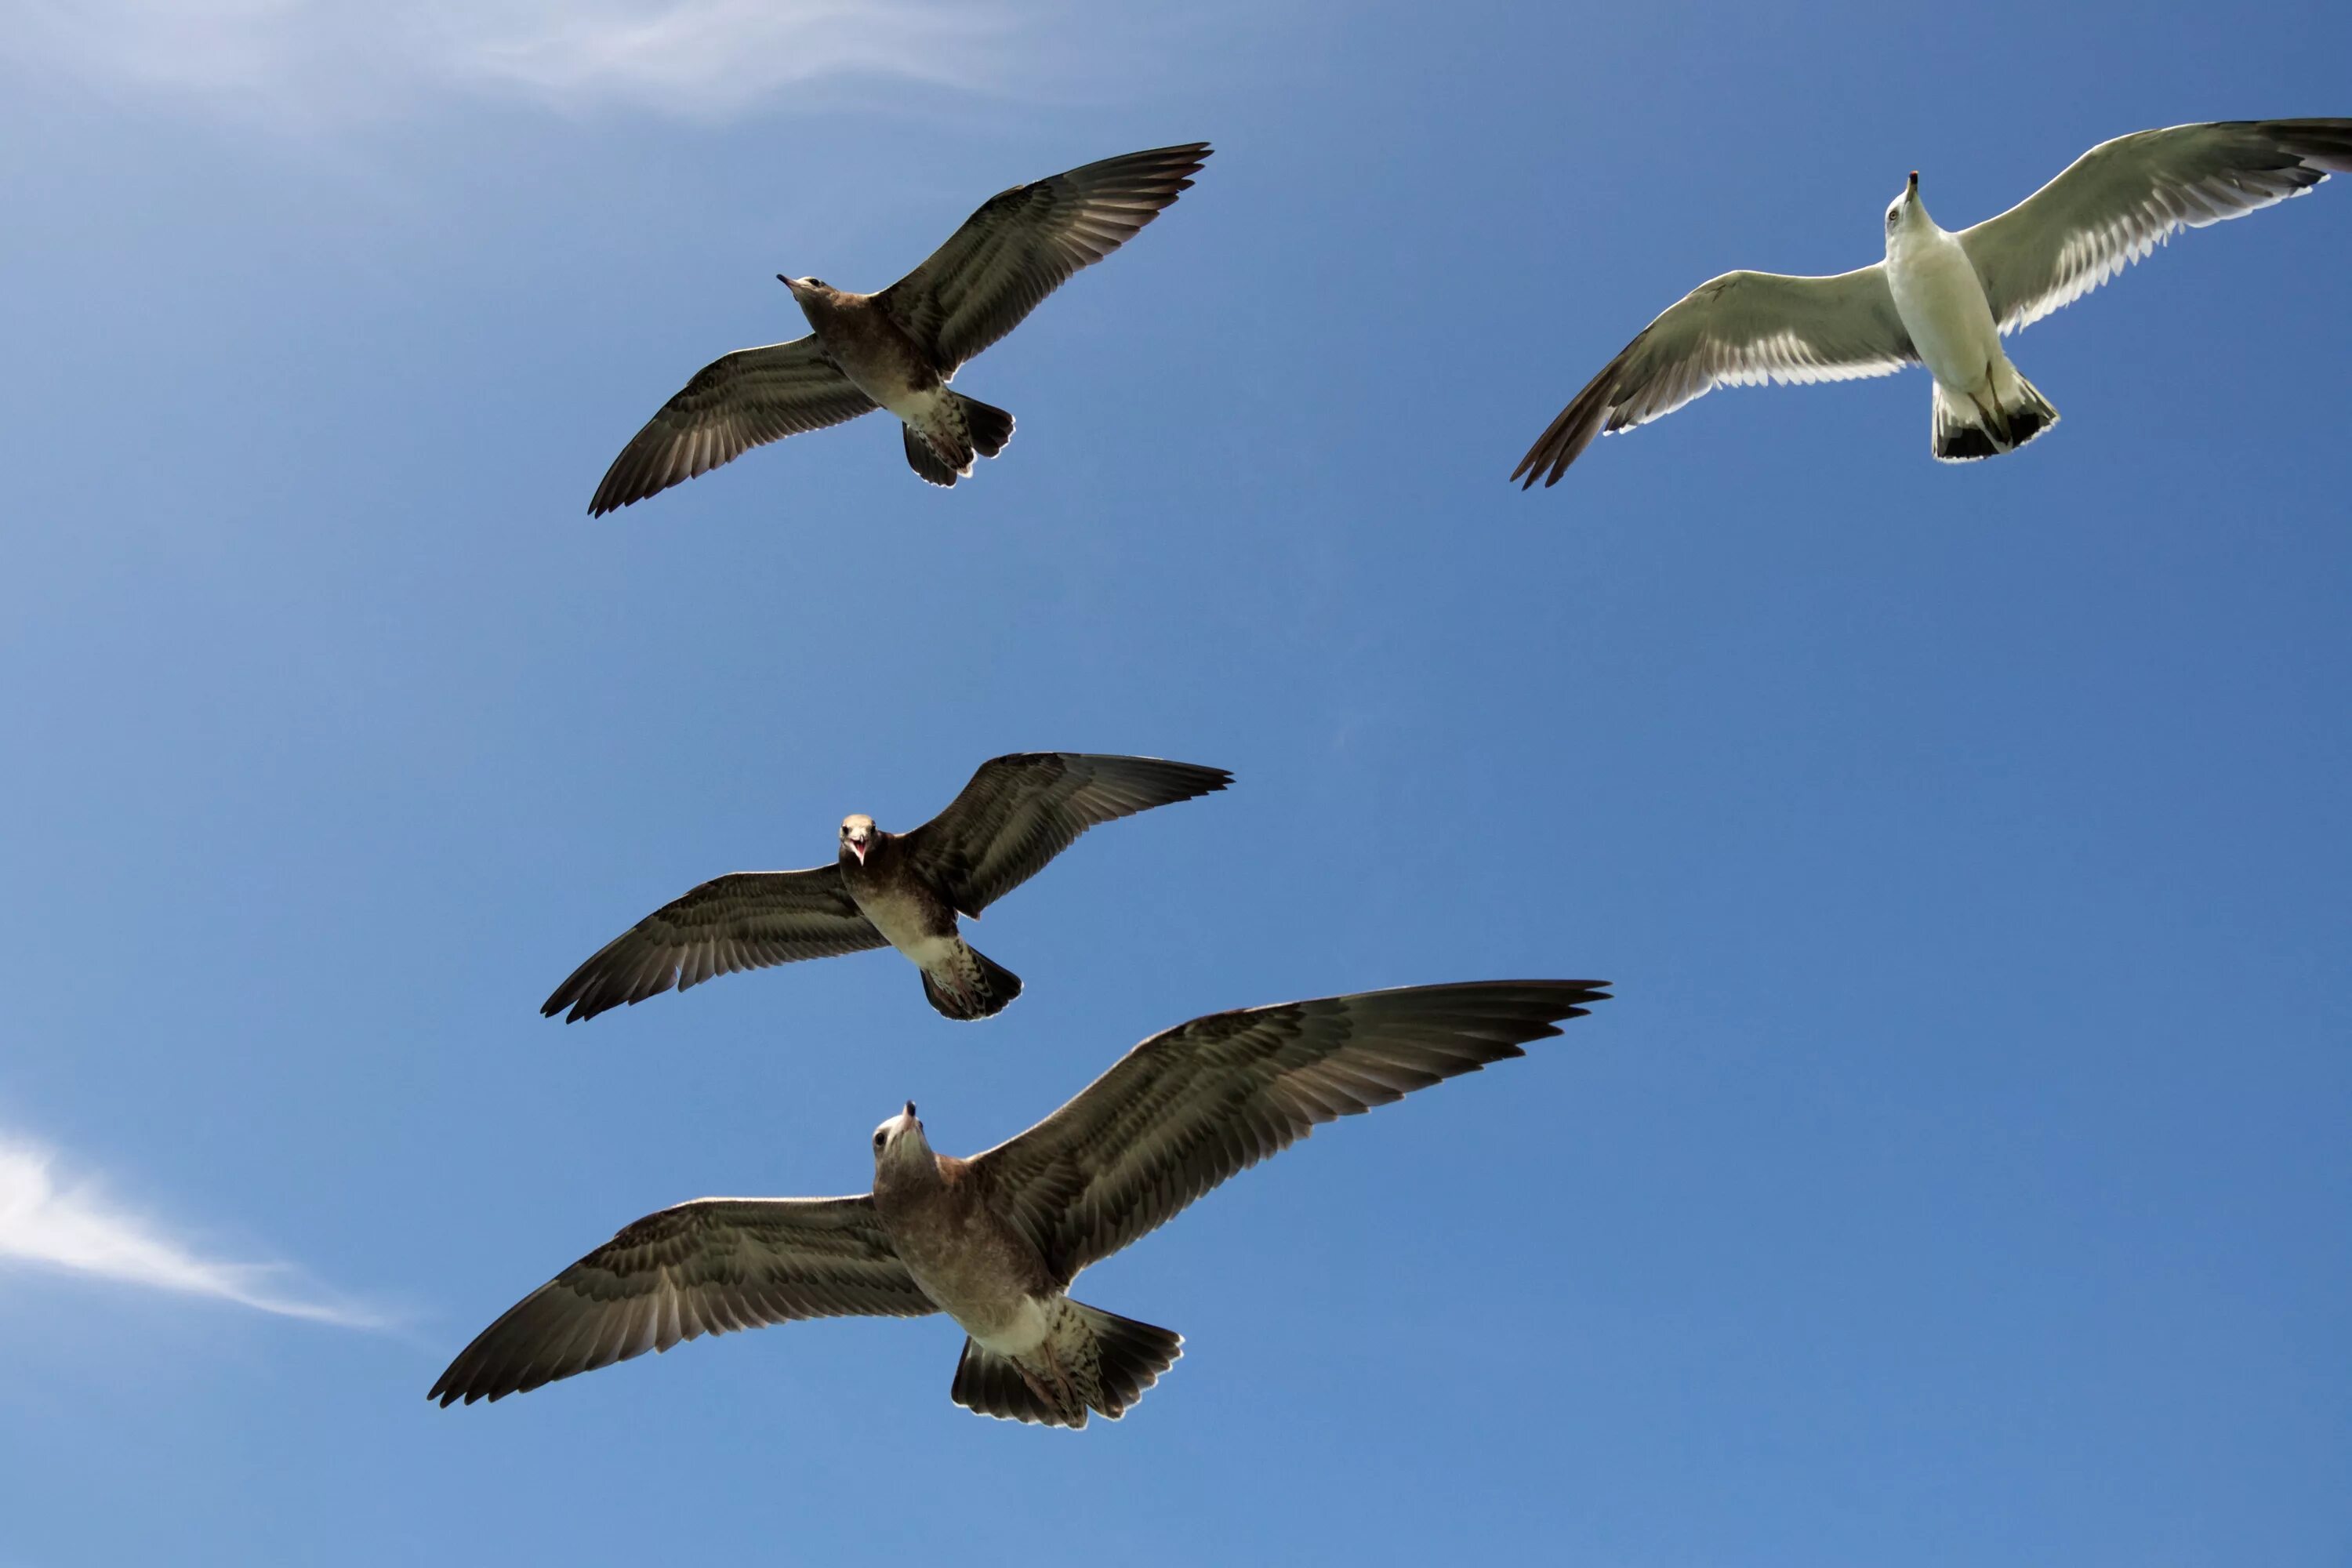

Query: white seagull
left=1514, top=118, right=2352, bottom=485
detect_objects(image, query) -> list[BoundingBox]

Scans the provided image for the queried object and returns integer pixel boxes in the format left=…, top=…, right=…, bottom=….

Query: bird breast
left=1886, top=229, right=2004, bottom=392
left=875, top=1176, right=1054, bottom=1348
left=804, top=297, right=945, bottom=412
left=840, top=854, right=957, bottom=952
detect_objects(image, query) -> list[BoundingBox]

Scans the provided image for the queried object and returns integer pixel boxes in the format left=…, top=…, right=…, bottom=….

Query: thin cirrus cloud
left=0, top=0, right=1110, bottom=126
left=3, top=0, right=1052, bottom=125
left=0, top=1133, right=380, bottom=1327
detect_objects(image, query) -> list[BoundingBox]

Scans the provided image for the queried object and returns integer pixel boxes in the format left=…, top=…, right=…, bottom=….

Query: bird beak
left=777, top=274, right=799, bottom=292
left=848, top=837, right=868, bottom=864
left=1907, top=171, right=1919, bottom=196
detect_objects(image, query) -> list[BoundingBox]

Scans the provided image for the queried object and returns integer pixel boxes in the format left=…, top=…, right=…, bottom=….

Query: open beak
left=848, top=837, right=869, bottom=864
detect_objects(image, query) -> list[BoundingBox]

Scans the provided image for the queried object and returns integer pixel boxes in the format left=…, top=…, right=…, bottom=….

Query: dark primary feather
left=543, top=868, right=887, bottom=1022
left=587, top=337, right=877, bottom=515
left=429, top=1196, right=934, bottom=1406
left=1515, top=266, right=1918, bottom=488
left=901, top=752, right=1231, bottom=916
left=1961, top=118, right=2352, bottom=334
left=971, top=981, right=1611, bottom=1286
left=880, top=143, right=1210, bottom=372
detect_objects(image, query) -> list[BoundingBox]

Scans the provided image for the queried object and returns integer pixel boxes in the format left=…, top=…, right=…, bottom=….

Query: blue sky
left=2, top=1, right=2347, bottom=1562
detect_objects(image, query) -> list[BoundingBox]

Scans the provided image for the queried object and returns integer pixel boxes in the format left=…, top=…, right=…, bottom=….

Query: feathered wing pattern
left=428, top=1197, right=935, bottom=1405
left=543, top=868, right=887, bottom=1022
left=901, top=753, right=1231, bottom=916
left=589, top=338, right=877, bottom=514
left=880, top=144, right=1210, bottom=372
left=1961, top=118, right=2352, bottom=334
left=1514, top=266, right=1918, bottom=487
left=973, top=981, right=1610, bottom=1285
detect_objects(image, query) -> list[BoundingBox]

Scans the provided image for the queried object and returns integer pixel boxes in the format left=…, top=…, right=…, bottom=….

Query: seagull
left=542, top=753, right=1229, bottom=1024
left=587, top=143, right=1210, bottom=510
left=431, top=979, right=1612, bottom=1427
left=1513, top=118, right=2352, bottom=485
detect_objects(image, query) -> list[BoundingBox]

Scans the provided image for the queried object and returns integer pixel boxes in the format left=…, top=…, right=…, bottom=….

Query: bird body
left=434, top=982, right=1613, bottom=1427
left=779, top=279, right=1011, bottom=485
left=1883, top=184, right=2002, bottom=388
left=835, top=817, right=1020, bottom=1021
left=1882, top=172, right=2060, bottom=459
left=869, top=1127, right=1051, bottom=1357
left=1513, top=118, right=2351, bottom=485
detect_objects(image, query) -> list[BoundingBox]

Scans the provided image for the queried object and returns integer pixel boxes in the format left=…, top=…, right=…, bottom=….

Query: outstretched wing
left=1961, top=118, right=2352, bottom=334
left=971, top=981, right=1610, bottom=1285
left=542, top=868, right=887, bottom=1022
left=898, top=753, right=1230, bottom=917
left=428, top=1196, right=933, bottom=1406
left=880, top=143, right=1210, bottom=373
left=1514, top=266, right=1916, bottom=488
left=588, top=336, right=877, bottom=514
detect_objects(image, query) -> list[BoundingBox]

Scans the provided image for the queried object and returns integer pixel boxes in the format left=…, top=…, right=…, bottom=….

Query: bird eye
left=873, top=1131, right=886, bottom=1151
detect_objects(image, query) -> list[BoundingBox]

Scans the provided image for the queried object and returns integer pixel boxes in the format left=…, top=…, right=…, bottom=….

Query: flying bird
left=1513, top=118, right=2352, bottom=485
left=432, top=979, right=1612, bottom=1427
left=588, top=143, right=1210, bottom=510
left=543, top=753, right=1229, bottom=1024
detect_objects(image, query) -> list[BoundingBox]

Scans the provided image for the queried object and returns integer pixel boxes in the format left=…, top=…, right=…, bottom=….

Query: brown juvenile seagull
left=587, top=142, right=1210, bottom=510
left=543, top=752, right=1229, bottom=1024
left=431, top=979, right=1612, bottom=1426
left=1513, top=118, right=2352, bottom=485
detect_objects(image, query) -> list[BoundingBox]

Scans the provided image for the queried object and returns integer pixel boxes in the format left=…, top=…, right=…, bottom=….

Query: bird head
left=871, top=1101, right=928, bottom=1167
left=839, top=814, right=877, bottom=866
left=1885, top=171, right=1924, bottom=241
left=778, top=274, right=833, bottom=306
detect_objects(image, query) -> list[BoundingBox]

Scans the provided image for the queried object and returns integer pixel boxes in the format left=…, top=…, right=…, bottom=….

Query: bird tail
left=956, top=394, right=1015, bottom=459
left=949, top=1301, right=1183, bottom=1429
left=918, top=943, right=1022, bottom=1022
left=1932, top=368, right=2059, bottom=462
left=900, top=395, right=1014, bottom=488
left=902, top=424, right=965, bottom=486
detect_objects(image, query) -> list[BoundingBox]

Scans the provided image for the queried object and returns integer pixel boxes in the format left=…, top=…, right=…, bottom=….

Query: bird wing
left=1960, top=118, right=2352, bottom=335
left=877, top=143, right=1210, bottom=373
left=542, top=868, right=887, bottom=1022
left=970, top=981, right=1610, bottom=1286
left=428, top=1196, right=933, bottom=1406
left=897, top=753, right=1231, bottom=918
left=587, top=336, right=877, bottom=515
left=1512, top=265, right=1917, bottom=488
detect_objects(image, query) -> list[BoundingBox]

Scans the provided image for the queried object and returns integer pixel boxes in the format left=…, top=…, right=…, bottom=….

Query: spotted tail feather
left=949, top=1301, right=1182, bottom=1429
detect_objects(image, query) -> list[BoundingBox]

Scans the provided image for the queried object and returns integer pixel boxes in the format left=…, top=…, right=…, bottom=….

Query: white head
left=871, top=1100, right=928, bottom=1169
left=840, top=814, right=877, bottom=865
left=1884, top=170, right=1927, bottom=249
left=778, top=274, right=836, bottom=318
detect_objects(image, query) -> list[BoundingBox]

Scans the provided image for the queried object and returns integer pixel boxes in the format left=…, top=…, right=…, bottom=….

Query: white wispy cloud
left=5, top=0, right=1044, bottom=124
left=0, top=1133, right=379, bottom=1327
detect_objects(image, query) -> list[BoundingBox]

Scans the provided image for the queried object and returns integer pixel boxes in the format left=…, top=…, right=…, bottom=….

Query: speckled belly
left=884, top=1211, right=1051, bottom=1352
left=848, top=880, right=953, bottom=958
